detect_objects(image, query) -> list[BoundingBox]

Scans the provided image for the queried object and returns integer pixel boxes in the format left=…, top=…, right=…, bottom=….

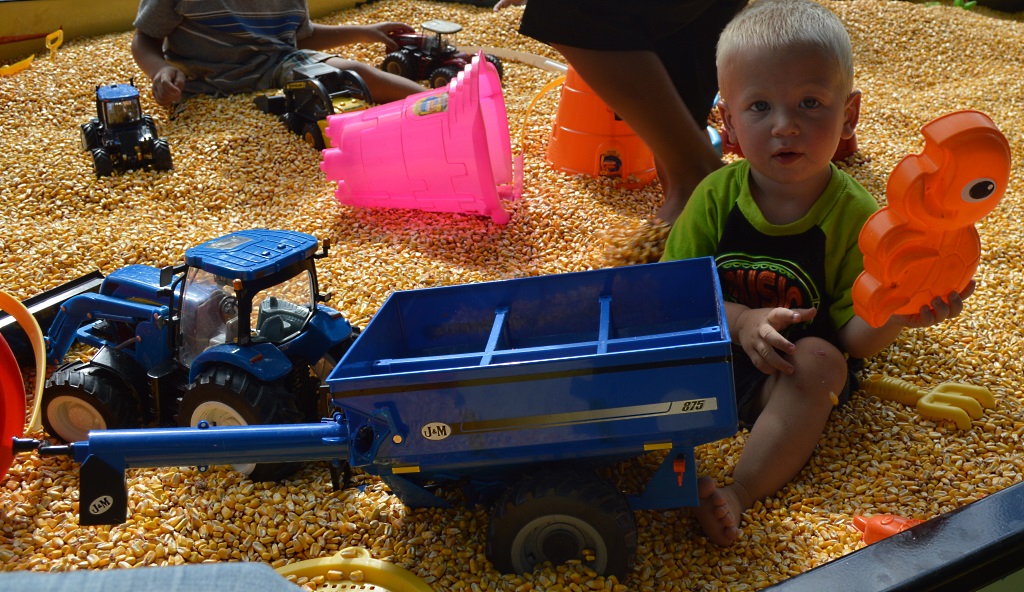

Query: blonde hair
left=717, top=0, right=854, bottom=93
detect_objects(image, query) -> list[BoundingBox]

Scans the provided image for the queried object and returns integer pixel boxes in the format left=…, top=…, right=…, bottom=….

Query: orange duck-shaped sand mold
left=853, top=110, right=1011, bottom=328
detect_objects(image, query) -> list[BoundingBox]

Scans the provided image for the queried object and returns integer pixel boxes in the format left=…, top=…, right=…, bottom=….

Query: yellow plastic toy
left=0, top=289, right=47, bottom=480
left=274, top=547, right=433, bottom=592
left=862, top=374, right=995, bottom=430
left=0, top=54, right=33, bottom=77
left=45, top=28, right=63, bottom=60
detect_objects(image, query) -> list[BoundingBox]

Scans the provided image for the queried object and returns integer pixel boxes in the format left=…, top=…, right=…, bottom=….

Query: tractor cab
left=421, top=19, right=461, bottom=54
left=177, top=230, right=323, bottom=367
left=97, top=83, right=143, bottom=128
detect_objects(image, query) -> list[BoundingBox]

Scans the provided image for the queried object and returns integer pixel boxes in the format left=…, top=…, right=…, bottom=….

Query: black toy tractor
left=254, top=63, right=372, bottom=150
left=81, top=80, right=172, bottom=177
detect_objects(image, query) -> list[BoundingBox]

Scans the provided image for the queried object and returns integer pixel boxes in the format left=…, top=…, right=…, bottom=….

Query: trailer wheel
left=487, top=468, right=637, bottom=578
left=381, top=51, right=415, bottom=79
left=153, top=139, right=173, bottom=171
left=42, top=361, right=141, bottom=442
left=179, top=365, right=304, bottom=482
left=91, top=148, right=114, bottom=178
left=429, top=66, right=460, bottom=89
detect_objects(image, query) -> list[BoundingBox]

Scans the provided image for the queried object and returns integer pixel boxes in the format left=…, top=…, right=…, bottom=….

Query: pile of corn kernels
left=2, top=1, right=1024, bottom=590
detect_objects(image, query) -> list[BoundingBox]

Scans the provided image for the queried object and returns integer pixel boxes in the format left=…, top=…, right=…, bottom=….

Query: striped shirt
left=134, top=0, right=325, bottom=97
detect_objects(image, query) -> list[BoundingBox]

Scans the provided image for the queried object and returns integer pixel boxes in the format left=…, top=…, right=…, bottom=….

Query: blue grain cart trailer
left=14, top=257, right=736, bottom=577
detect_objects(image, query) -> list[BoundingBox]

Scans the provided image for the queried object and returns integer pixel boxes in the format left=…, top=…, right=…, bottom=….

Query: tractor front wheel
left=153, top=139, right=173, bottom=171
left=487, top=467, right=637, bottom=578
left=178, top=365, right=304, bottom=482
left=42, top=361, right=141, bottom=443
left=91, top=148, right=114, bottom=178
left=429, top=66, right=460, bottom=89
left=302, top=121, right=326, bottom=151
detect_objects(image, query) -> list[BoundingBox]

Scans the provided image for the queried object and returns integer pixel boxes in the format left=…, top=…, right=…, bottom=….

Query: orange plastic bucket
left=546, top=66, right=656, bottom=189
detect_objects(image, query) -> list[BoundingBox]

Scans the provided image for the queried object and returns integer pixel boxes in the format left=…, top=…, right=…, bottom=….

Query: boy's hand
left=888, top=281, right=974, bottom=329
left=151, top=65, right=186, bottom=106
left=368, top=23, right=415, bottom=52
left=735, top=307, right=817, bottom=375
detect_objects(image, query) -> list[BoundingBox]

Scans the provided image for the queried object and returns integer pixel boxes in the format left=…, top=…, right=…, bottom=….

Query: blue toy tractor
left=81, top=80, right=173, bottom=178
left=39, top=229, right=357, bottom=480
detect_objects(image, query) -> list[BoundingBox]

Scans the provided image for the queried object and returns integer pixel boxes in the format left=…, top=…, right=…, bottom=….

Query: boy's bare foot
left=695, top=476, right=743, bottom=546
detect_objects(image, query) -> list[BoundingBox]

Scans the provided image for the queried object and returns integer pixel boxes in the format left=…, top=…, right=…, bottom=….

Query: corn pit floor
left=2, top=1, right=1024, bottom=590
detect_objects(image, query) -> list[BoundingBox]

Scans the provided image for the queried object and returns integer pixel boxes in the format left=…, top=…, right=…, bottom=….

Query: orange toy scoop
left=853, top=110, right=1010, bottom=328
left=852, top=514, right=926, bottom=545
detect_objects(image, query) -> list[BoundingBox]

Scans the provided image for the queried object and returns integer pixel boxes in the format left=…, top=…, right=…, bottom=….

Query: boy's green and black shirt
left=663, top=159, right=878, bottom=342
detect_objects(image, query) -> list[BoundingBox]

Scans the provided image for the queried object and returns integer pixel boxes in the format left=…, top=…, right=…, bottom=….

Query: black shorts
left=732, top=345, right=863, bottom=428
left=518, top=0, right=746, bottom=123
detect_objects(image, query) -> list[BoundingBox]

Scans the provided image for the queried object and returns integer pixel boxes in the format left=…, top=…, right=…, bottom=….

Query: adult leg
left=697, top=337, right=847, bottom=546
left=552, top=46, right=723, bottom=224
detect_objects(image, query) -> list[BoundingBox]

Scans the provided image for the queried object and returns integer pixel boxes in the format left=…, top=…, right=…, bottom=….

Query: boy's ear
left=842, top=89, right=862, bottom=140
left=717, top=99, right=739, bottom=145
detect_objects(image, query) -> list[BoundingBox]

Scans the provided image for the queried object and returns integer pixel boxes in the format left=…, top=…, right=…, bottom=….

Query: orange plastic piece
left=45, top=28, right=63, bottom=60
left=673, top=456, right=686, bottom=487
left=853, top=110, right=1011, bottom=328
left=546, top=66, right=656, bottom=189
left=852, top=514, right=925, bottom=545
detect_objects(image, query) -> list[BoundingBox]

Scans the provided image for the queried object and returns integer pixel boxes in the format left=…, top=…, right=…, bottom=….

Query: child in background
left=661, top=0, right=973, bottom=546
left=131, top=0, right=426, bottom=107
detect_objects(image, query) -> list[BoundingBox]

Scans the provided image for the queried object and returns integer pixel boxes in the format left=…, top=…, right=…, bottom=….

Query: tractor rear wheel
left=178, top=365, right=304, bottom=482
left=91, top=148, right=114, bottom=178
left=484, top=54, right=504, bottom=82
left=42, top=361, right=141, bottom=442
left=429, top=66, right=460, bottom=89
left=153, top=139, right=173, bottom=171
left=381, top=51, right=416, bottom=80
left=487, top=467, right=637, bottom=578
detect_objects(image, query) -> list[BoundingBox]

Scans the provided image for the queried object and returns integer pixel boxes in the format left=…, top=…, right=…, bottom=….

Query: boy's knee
left=790, top=337, right=847, bottom=390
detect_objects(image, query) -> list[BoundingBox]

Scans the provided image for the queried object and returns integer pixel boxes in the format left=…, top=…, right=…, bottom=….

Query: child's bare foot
left=695, top=476, right=743, bottom=546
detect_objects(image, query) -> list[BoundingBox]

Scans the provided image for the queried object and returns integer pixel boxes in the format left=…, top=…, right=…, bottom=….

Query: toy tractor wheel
left=141, top=114, right=158, bottom=137
left=41, top=361, right=141, bottom=443
left=487, top=467, right=637, bottom=578
left=484, top=54, right=504, bottom=82
left=91, top=148, right=114, bottom=178
left=80, top=121, right=99, bottom=151
left=302, top=121, right=326, bottom=151
left=381, top=51, right=416, bottom=80
left=153, top=139, right=173, bottom=171
left=280, top=112, right=303, bottom=135
left=429, top=66, right=460, bottom=89
left=310, top=326, right=361, bottom=383
left=178, top=364, right=304, bottom=482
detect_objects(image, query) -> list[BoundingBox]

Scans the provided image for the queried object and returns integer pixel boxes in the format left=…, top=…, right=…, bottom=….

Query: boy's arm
left=131, top=30, right=185, bottom=106
left=838, top=282, right=974, bottom=359
left=297, top=23, right=414, bottom=53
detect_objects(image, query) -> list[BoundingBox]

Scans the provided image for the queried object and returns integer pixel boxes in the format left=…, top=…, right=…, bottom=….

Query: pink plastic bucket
left=321, top=53, right=522, bottom=224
